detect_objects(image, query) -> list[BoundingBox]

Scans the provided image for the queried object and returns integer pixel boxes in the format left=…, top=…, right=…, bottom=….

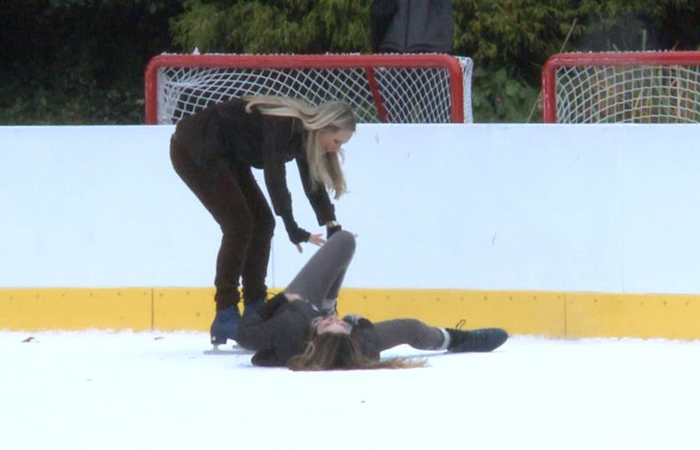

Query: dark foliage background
left=2, top=0, right=699, bottom=124
left=0, top=0, right=183, bottom=124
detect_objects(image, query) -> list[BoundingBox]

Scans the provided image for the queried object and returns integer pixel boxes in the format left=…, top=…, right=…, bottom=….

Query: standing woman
left=169, top=95, right=356, bottom=346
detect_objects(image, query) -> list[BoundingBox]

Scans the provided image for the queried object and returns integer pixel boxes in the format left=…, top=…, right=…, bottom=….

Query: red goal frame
left=542, top=51, right=700, bottom=123
left=145, top=53, right=468, bottom=124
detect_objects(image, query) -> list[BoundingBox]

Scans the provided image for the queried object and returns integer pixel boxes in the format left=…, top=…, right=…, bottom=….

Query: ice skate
left=209, top=306, right=240, bottom=347
left=446, top=327, right=508, bottom=353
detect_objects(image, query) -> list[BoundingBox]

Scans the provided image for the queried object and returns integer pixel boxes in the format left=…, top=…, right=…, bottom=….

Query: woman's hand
left=294, top=233, right=326, bottom=253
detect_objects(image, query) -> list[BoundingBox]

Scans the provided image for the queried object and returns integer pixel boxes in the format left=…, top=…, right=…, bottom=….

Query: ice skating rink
left=4, top=125, right=700, bottom=449
left=1, top=331, right=699, bottom=450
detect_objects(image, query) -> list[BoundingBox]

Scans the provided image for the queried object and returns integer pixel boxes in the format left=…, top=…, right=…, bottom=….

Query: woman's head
left=243, top=96, right=355, bottom=199
left=311, top=314, right=352, bottom=335
left=287, top=332, right=367, bottom=371
left=318, top=128, right=354, bottom=154
left=303, top=100, right=356, bottom=135
left=286, top=315, right=426, bottom=371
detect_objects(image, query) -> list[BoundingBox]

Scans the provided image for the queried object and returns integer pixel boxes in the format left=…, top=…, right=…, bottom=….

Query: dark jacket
left=370, top=0, right=454, bottom=54
left=236, top=294, right=381, bottom=367
left=172, top=99, right=336, bottom=229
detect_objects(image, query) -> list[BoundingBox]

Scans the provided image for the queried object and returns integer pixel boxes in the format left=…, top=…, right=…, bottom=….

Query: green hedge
left=3, top=0, right=699, bottom=124
left=0, top=1, right=182, bottom=125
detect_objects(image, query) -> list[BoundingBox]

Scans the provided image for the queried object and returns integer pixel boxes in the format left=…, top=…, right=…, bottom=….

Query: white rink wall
left=1, top=124, right=700, bottom=294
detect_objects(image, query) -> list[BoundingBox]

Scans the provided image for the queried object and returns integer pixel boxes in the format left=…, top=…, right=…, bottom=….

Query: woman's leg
left=376, top=319, right=509, bottom=354
left=373, top=319, right=449, bottom=352
left=233, top=163, right=275, bottom=307
left=170, top=140, right=254, bottom=310
left=284, top=230, right=356, bottom=311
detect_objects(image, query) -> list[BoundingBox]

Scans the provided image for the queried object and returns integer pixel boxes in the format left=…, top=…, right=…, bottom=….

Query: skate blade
left=203, top=344, right=252, bottom=355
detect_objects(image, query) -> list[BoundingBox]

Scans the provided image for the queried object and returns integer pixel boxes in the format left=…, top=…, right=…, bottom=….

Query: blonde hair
left=243, top=95, right=356, bottom=199
left=287, top=329, right=426, bottom=371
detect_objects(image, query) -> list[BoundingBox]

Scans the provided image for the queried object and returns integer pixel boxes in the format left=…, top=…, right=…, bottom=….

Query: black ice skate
left=210, top=306, right=241, bottom=348
left=446, top=327, right=508, bottom=353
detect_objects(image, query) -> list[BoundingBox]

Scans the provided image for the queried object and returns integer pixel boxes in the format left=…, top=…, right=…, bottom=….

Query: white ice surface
left=1, top=332, right=699, bottom=450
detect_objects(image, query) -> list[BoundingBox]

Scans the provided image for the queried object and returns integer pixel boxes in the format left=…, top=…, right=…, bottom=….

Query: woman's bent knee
left=332, top=229, right=356, bottom=251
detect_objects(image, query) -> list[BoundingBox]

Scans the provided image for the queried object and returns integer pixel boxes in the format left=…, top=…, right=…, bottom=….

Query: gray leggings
left=285, top=231, right=447, bottom=352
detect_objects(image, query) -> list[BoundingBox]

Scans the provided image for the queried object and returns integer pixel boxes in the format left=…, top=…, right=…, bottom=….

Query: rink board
left=2, top=288, right=700, bottom=339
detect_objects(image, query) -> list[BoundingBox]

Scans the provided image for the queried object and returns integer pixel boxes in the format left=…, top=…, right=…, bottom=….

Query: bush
left=0, top=1, right=182, bottom=124
left=4, top=0, right=700, bottom=124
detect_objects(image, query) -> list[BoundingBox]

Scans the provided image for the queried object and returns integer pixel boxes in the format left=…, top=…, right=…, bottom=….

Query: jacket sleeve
left=239, top=301, right=311, bottom=367
left=251, top=349, right=285, bottom=367
left=262, top=117, right=312, bottom=243
left=236, top=314, right=272, bottom=352
left=261, top=116, right=295, bottom=221
left=236, top=294, right=289, bottom=351
left=350, top=318, right=381, bottom=361
left=296, top=156, right=336, bottom=226
left=258, top=292, right=289, bottom=320
left=238, top=317, right=287, bottom=366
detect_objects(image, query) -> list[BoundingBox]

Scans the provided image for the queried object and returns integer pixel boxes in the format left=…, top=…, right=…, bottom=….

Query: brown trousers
left=170, top=137, right=274, bottom=310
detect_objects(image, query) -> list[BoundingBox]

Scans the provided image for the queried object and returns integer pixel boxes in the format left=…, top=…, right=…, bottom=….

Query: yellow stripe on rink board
left=2, top=288, right=700, bottom=340
left=150, top=288, right=283, bottom=331
left=0, top=288, right=152, bottom=331
left=152, top=288, right=213, bottom=331
left=152, top=287, right=219, bottom=331
left=566, top=292, right=700, bottom=340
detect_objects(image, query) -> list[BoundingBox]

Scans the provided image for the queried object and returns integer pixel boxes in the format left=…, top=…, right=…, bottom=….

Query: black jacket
left=172, top=99, right=336, bottom=228
left=370, top=0, right=454, bottom=54
left=236, top=294, right=381, bottom=367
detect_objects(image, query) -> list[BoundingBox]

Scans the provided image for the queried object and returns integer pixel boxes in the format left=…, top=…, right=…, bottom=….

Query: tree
left=0, top=1, right=183, bottom=124
left=4, top=0, right=699, bottom=123
left=171, top=0, right=370, bottom=54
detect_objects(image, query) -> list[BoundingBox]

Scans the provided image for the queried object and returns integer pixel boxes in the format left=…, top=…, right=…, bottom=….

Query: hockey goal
left=542, top=51, right=700, bottom=123
left=145, top=53, right=473, bottom=124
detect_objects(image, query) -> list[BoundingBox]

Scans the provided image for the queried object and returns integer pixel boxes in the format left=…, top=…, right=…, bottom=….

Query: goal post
left=542, top=51, right=700, bottom=123
left=145, top=53, right=473, bottom=125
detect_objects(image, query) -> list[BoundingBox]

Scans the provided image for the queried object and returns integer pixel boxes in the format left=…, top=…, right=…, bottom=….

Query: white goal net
left=542, top=51, right=700, bottom=123
left=145, top=53, right=473, bottom=124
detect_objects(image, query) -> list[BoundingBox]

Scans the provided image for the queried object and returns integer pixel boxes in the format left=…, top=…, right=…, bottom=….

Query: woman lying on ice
left=235, top=230, right=508, bottom=370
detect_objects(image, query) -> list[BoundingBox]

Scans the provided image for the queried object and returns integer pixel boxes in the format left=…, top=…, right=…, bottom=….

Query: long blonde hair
left=243, top=95, right=356, bottom=199
left=287, top=330, right=426, bottom=371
